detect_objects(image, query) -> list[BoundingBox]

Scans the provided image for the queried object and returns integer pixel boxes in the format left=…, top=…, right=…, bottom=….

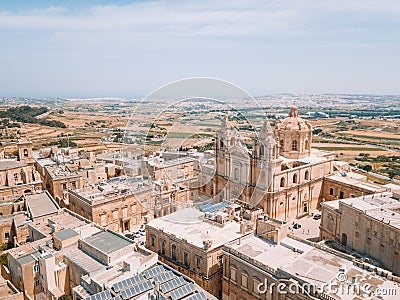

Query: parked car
left=313, top=214, right=321, bottom=220
left=293, top=223, right=302, bottom=229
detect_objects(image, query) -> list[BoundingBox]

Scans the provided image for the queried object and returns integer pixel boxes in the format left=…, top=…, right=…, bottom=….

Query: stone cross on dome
left=289, top=104, right=299, bottom=117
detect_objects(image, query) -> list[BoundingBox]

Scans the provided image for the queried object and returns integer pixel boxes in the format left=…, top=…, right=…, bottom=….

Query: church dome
left=277, top=105, right=311, bottom=131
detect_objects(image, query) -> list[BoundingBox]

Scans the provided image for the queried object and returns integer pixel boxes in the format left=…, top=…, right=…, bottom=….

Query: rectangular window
left=14, top=173, right=18, bottom=180
left=241, top=273, right=248, bottom=289
left=329, top=188, right=333, bottom=196
left=339, top=191, right=344, bottom=199
left=100, top=214, right=106, bottom=226
left=217, top=254, right=223, bottom=267
left=131, top=204, right=136, bottom=214
left=35, top=280, right=40, bottom=287
left=151, top=236, right=155, bottom=247
left=33, top=264, right=39, bottom=273
left=230, top=267, right=236, bottom=282
left=122, top=207, right=128, bottom=218
left=4, top=232, right=9, bottom=239
left=253, top=278, right=260, bottom=293
left=113, top=210, right=118, bottom=220
left=171, top=244, right=177, bottom=261
left=196, top=256, right=201, bottom=268
left=184, top=252, right=189, bottom=267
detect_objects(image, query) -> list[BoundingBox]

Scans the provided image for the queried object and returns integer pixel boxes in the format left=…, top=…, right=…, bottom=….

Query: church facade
left=214, top=106, right=335, bottom=221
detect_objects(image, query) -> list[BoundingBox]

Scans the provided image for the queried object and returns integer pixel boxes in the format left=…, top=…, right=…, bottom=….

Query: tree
left=362, top=165, right=372, bottom=172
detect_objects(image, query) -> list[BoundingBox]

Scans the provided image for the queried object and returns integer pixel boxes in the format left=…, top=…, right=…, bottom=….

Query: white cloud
left=0, top=0, right=398, bottom=43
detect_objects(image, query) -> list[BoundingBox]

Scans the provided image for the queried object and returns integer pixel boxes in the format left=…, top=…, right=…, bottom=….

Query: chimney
left=240, top=221, right=246, bottom=235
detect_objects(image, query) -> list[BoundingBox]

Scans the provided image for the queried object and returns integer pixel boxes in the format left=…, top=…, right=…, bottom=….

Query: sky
left=0, top=0, right=399, bottom=98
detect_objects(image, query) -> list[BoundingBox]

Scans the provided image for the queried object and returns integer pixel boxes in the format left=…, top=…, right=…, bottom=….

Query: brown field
left=311, top=142, right=400, bottom=157
left=339, top=130, right=400, bottom=139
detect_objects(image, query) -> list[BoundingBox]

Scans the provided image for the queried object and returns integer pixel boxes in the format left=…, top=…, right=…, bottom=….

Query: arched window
left=171, top=244, right=177, bottom=261
left=292, top=140, right=298, bottom=151
left=260, top=145, right=264, bottom=156
left=303, top=202, right=308, bottom=213
left=342, top=233, right=347, bottom=246
left=304, top=170, right=310, bottom=180
left=23, top=149, right=28, bottom=157
left=305, top=140, right=309, bottom=150
left=280, top=140, right=284, bottom=152
left=161, top=241, right=166, bottom=255
left=234, top=168, right=239, bottom=181
left=280, top=177, right=285, bottom=187
left=293, top=173, right=298, bottom=183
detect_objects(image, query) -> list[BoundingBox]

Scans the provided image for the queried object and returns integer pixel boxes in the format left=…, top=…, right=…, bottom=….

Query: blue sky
left=0, top=0, right=399, bottom=97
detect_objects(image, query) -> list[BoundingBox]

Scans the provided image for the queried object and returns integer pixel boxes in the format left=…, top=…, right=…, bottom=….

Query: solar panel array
left=112, top=273, right=145, bottom=293
left=153, top=270, right=176, bottom=284
left=143, top=264, right=165, bottom=279
left=120, top=280, right=153, bottom=300
left=160, top=276, right=186, bottom=293
left=170, top=283, right=195, bottom=300
left=186, top=291, right=207, bottom=300
left=112, top=297, right=121, bottom=300
left=84, top=290, right=112, bottom=300
left=200, top=202, right=229, bottom=213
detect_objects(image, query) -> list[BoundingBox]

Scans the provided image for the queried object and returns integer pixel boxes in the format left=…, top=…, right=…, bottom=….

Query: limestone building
left=320, top=188, right=400, bottom=276
left=6, top=207, right=215, bottom=300
left=145, top=207, right=250, bottom=298
left=222, top=232, right=400, bottom=300
left=213, top=106, right=384, bottom=221
left=68, top=176, right=151, bottom=233
left=0, top=138, right=42, bottom=203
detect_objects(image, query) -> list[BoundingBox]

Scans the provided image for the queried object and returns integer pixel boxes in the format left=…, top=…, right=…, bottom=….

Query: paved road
left=351, top=166, right=400, bottom=184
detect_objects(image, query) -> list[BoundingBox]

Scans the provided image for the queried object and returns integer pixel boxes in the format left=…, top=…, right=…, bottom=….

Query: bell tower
left=17, top=136, right=34, bottom=166
left=253, top=118, right=278, bottom=191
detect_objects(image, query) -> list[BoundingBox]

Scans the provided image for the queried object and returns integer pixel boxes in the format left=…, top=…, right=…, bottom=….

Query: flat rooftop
left=71, top=176, right=151, bottom=206
left=82, top=231, right=133, bottom=254
left=25, top=192, right=59, bottom=218
left=54, top=228, right=79, bottom=241
left=65, top=248, right=105, bottom=274
left=148, top=208, right=243, bottom=250
left=0, top=159, right=27, bottom=171
left=226, top=235, right=310, bottom=270
left=45, top=164, right=81, bottom=180
left=225, top=235, right=400, bottom=299
left=29, top=209, right=94, bottom=237
left=327, top=172, right=385, bottom=192
left=324, top=192, right=400, bottom=230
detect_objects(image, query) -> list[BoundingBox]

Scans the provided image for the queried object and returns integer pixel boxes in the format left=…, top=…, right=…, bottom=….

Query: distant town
left=0, top=95, right=399, bottom=300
